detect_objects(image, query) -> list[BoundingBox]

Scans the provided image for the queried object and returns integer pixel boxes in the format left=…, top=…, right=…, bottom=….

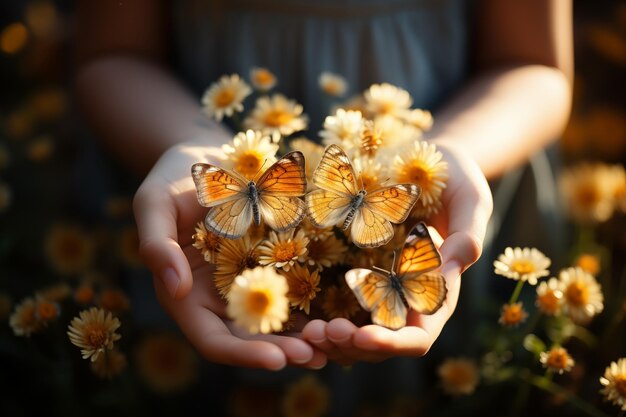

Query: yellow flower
left=559, top=162, right=618, bottom=223
left=368, top=114, right=421, bottom=157
left=202, top=74, right=251, bottom=121
left=306, top=236, right=348, bottom=270
left=319, top=108, right=364, bottom=151
left=498, top=302, right=528, bottom=327
left=399, top=108, right=434, bottom=132
left=192, top=221, right=222, bottom=263
left=600, top=358, right=626, bottom=411
left=222, top=129, right=279, bottom=180
left=135, top=333, right=198, bottom=393
left=352, top=155, right=388, bottom=192
left=34, top=298, right=60, bottom=326
left=535, top=277, right=562, bottom=316
left=0, top=22, right=29, bottom=55
left=558, top=266, right=604, bottom=324
left=244, top=94, right=308, bottom=136
left=493, top=247, right=551, bottom=285
left=282, top=375, right=330, bottom=417
left=45, top=224, right=94, bottom=275
left=27, top=135, right=54, bottom=161
left=74, top=282, right=96, bottom=306
left=90, top=349, right=127, bottom=380
left=289, top=137, right=324, bottom=187
left=322, top=284, right=361, bottom=320
left=9, top=297, right=42, bottom=337
left=67, top=307, right=121, bottom=362
left=214, top=236, right=261, bottom=298
left=540, top=347, right=574, bottom=374
left=258, top=229, right=309, bottom=272
left=250, top=67, right=277, bottom=91
left=319, top=71, right=348, bottom=97
left=393, top=141, right=448, bottom=218
left=364, top=83, right=413, bottom=118
left=25, top=1, right=59, bottom=38
left=299, top=218, right=335, bottom=242
left=437, top=358, right=480, bottom=396
left=335, top=95, right=369, bottom=117
left=98, top=288, right=131, bottom=313
left=280, top=264, right=321, bottom=314
left=574, top=252, right=602, bottom=276
left=226, top=267, right=290, bottom=334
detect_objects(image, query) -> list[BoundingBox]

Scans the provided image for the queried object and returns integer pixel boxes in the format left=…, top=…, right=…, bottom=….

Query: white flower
left=202, top=74, right=251, bottom=121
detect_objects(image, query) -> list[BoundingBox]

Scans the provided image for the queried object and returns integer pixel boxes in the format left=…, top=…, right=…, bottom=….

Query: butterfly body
left=192, top=151, right=307, bottom=239
left=345, top=222, right=447, bottom=329
left=306, top=145, right=421, bottom=248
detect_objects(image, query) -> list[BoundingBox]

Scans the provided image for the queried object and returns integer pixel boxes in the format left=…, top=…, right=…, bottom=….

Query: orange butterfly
left=191, top=151, right=306, bottom=239
left=306, top=144, right=420, bottom=248
left=345, top=222, right=447, bottom=330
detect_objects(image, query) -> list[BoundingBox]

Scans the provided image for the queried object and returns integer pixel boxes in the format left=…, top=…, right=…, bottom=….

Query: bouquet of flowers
left=190, top=68, right=450, bottom=334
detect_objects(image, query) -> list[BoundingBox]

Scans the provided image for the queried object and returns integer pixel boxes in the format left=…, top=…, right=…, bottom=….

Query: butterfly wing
left=191, top=163, right=248, bottom=207
left=305, top=189, right=352, bottom=228
left=365, top=184, right=421, bottom=224
left=256, top=151, right=307, bottom=231
left=397, top=222, right=447, bottom=314
left=345, top=268, right=407, bottom=330
left=350, top=205, right=394, bottom=248
left=312, top=144, right=359, bottom=196
left=204, top=197, right=254, bottom=239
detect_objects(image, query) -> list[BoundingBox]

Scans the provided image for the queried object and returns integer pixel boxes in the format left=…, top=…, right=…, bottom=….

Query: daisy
left=250, top=67, right=277, bottom=91
left=393, top=141, right=449, bottom=218
left=353, top=155, right=388, bottom=192
left=135, top=333, right=198, bottom=393
left=535, top=277, right=563, bottom=315
left=364, top=83, right=413, bottom=118
left=45, top=224, right=94, bottom=275
left=319, top=108, right=364, bottom=151
left=437, top=357, right=480, bottom=396
left=399, top=108, right=434, bottom=132
left=540, top=346, right=575, bottom=374
left=574, top=252, right=601, bottom=276
left=244, top=94, right=308, bottom=136
left=74, top=282, right=96, bottom=306
left=214, top=236, right=261, bottom=298
left=300, top=218, right=335, bottom=242
left=289, top=137, right=324, bottom=187
left=192, top=222, right=222, bottom=263
left=281, top=375, right=330, bottom=417
left=498, top=302, right=528, bottom=327
left=493, top=247, right=551, bottom=285
left=34, top=298, right=60, bottom=326
left=319, top=71, right=348, bottom=97
left=368, top=114, right=421, bottom=156
left=226, top=267, right=290, bottom=334
left=322, top=284, right=361, bottom=320
left=335, top=95, right=369, bottom=117
left=9, top=297, right=42, bottom=337
left=258, top=229, right=309, bottom=272
left=600, top=358, right=626, bottom=411
left=90, top=349, right=127, bottom=380
left=280, top=264, right=321, bottom=314
left=202, top=74, right=251, bottom=121
left=306, top=236, right=348, bottom=270
left=222, top=129, right=279, bottom=180
left=98, top=288, right=131, bottom=313
left=67, top=307, right=121, bottom=362
left=559, top=162, right=617, bottom=223
left=558, top=266, right=604, bottom=324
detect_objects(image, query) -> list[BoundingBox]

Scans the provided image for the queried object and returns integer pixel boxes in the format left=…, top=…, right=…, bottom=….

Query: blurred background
left=0, top=1, right=625, bottom=416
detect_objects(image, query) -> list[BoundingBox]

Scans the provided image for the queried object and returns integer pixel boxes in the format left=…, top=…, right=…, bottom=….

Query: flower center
left=86, top=326, right=108, bottom=348
left=537, top=291, right=560, bottom=313
left=254, top=70, right=274, bottom=85
left=215, top=88, right=235, bottom=107
left=445, top=367, right=473, bottom=386
left=511, top=260, right=536, bottom=275
left=264, top=110, right=293, bottom=127
left=400, top=164, right=430, bottom=189
left=75, top=286, right=94, bottom=304
left=547, top=350, right=569, bottom=369
left=565, top=282, right=589, bottom=306
left=323, top=82, right=341, bottom=96
left=576, top=254, right=600, bottom=275
left=275, top=242, right=297, bottom=262
left=361, top=129, right=383, bottom=156
left=575, top=185, right=601, bottom=208
left=358, top=173, right=379, bottom=192
left=59, top=235, right=84, bottom=260
left=235, top=152, right=263, bottom=177
left=37, top=301, right=57, bottom=320
left=615, top=376, right=626, bottom=396
left=247, top=291, right=270, bottom=314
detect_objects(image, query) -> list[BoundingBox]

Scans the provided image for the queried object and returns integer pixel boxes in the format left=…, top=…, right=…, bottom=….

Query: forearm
left=74, top=56, right=231, bottom=175
left=427, top=64, right=572, bottom=180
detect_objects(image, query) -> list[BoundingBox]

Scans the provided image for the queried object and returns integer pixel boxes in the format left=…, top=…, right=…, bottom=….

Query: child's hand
left=302, top=141, right=493, bottom=364
left=133, top=141, right=326, bottom=370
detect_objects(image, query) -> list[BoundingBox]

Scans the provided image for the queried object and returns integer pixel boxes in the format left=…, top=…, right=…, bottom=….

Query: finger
left=228, top=325, right=315, bottom=366
left=133, top=179, right=193, bottom=299
left=325, top=318, right=358, bottom=349
left=302, top=320, right=339, bottom=355
left=352, top=325, right=431, bottom=356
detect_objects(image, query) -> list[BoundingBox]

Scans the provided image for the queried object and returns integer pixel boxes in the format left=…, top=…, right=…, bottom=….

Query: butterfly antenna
left=359, top=170, right=365, bottom=190
left=382, top=177, right=391, bottom=186
left=254, top=159, right=270, bottom=181
left=391, top=250, right=398, bottom=271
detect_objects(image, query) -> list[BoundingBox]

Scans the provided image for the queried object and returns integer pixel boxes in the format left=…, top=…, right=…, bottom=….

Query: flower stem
left=509, top=280, right=525, bottom=304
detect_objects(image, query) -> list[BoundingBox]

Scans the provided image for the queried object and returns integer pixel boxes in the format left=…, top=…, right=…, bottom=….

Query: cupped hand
left=302, top=140, right=494, bottom=364
left=133, top=141, right=326, bottom=370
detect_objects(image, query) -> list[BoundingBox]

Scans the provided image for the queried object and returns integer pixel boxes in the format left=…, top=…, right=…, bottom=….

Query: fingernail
left=161, top=267, right=180, bottom=298
left=308, top=362, right=326, bottom=370
left=442, top=261, right=462, bottom=280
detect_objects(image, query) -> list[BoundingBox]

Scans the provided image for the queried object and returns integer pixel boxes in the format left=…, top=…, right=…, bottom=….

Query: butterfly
left=191, top=151, right=307, bottom=239
left=305, top=144, right=420, bottom=248
left=345, top=222, right=447, bottom=330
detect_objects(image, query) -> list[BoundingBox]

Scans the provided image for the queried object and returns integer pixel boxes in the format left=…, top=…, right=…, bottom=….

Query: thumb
left=133, top=181, right=193, bottom=299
